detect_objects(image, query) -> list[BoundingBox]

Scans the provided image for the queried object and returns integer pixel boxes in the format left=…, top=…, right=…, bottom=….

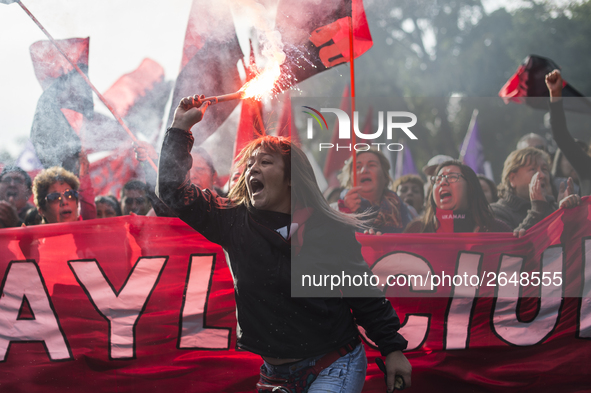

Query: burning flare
left=201, top=61, right=282, bottom=105
left=239, top=61, right=281, bottom=100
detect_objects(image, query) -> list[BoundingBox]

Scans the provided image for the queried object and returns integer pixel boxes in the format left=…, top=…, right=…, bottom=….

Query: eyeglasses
left=1, top=176, right=25, bottom=185
left=124, top=197, right=146, bottom=205
left=45, top=189, right=79, bottom=204
left=430, top=173, right=464, bottom=185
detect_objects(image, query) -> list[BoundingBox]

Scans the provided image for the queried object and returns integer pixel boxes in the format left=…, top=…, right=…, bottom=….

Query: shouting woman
left=157, top=95, right=411, bottom=393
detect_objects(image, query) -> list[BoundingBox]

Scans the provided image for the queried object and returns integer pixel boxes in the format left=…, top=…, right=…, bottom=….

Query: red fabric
left=29, top=37, right=89, bottom=90
left=1, top=199, right=591, bottom=391
left=276, top=0, right=373, bottom=87
left=167, top=0, right=243, bottom=146
left=323, top=85, right=351, bottom=188
left=88, top=147, right=139, bottom=197
left=102, top=58, right=165, bottom=119
left=277, top=94, right=301, bottom=146
left=233, top=98, right=265, bottom=162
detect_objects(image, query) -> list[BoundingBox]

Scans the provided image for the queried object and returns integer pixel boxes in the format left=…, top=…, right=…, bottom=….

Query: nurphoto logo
left=302, top=106, right=418, bottom=151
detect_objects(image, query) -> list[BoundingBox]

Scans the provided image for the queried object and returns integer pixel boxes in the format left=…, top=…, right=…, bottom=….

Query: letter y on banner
left=69, top=257, right=167, bottom=359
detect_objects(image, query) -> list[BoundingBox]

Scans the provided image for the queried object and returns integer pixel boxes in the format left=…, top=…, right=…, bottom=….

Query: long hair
left=227, top=135, right=364, bottom=228
left=420, top=160, right=495, bottom=233
left=498, top=147, right=551, bottom=199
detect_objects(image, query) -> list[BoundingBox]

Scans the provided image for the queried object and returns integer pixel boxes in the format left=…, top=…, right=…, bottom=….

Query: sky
left=0, top=0, right=581, bottom=160
left=0, top=0, right=192, bottom=158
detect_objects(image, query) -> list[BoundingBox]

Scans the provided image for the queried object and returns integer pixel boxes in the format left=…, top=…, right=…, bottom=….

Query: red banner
left=1, top=199, right=591, bottom=392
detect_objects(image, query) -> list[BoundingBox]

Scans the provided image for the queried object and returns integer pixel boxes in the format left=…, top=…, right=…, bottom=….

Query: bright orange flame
left=239, top=61, right=281, bottom=100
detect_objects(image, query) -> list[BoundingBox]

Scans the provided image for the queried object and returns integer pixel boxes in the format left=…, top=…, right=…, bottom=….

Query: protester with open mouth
left=32, top=166, right=81, bottom=224
left=157, top=95, right=412, bottom=393
left=405, top=160, right=511, bottom=233
left=336, top=149, right=412, bottom=234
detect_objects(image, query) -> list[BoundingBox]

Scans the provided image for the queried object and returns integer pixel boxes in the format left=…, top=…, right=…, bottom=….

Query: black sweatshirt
left=157, top=127, right=407, bottom=358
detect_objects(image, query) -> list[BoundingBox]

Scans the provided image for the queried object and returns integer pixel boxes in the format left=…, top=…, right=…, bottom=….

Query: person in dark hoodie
left=156, top=94, right=411, bottom=393
left=545, top=69, right=591, bottom=196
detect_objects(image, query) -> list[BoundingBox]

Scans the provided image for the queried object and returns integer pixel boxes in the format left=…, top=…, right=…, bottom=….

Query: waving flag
left=276, top=0, right=373, bottom=88
left=29, top=37, right=93, bottom=173
left=394, top=140, right=418, bottom=179
left=166, top=0, right=243, bottom=146
left=276, top=93, right=301, bottom=146
left=323, top=85, right=351, bottom=188
left=499, top=55, right=591, bottom=114
left=459, top=109, right=486, bottom=175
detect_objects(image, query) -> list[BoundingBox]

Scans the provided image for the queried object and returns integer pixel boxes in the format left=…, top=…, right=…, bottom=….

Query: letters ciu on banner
left=1, top=200, right=591, bottom=392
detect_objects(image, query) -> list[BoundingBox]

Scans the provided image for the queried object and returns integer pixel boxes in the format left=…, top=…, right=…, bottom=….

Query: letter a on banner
left=69, top=257, right=167, bottom=359
left=0, top=261, right=72, bottom=361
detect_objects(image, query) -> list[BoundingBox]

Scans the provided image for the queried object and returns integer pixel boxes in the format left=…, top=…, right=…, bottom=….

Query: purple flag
left=459, top=110, right=485, bottom=175
left=394, top=140, right=418, bottom=179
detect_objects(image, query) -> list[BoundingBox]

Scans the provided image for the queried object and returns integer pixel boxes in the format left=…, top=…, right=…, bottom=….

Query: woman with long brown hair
left=405, top=160, right=510, bottom=233
left=157, top=95, right=411, bottom=393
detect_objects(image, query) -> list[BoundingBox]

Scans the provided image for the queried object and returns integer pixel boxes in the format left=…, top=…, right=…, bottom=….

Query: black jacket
left=157, top=127, right=407, bottom=358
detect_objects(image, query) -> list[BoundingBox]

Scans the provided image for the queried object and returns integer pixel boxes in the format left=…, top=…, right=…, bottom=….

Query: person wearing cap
left=0, top=165, right=34, bottom=228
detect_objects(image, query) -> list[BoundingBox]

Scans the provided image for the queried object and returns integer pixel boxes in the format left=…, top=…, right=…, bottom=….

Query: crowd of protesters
left=0, top=69, right=586, bottom=236
left=0, top=70, right=588, bottom=393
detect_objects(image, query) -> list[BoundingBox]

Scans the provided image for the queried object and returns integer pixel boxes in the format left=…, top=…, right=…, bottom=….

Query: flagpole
left=15, top=0, right=158, bottom=172
left=459, top=109, right=479, bottom=163
left=349, top=11, right=357, bottom=186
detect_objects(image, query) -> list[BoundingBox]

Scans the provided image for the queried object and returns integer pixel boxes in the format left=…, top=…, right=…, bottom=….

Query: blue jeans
left=261, top=343, right=367, bottom=393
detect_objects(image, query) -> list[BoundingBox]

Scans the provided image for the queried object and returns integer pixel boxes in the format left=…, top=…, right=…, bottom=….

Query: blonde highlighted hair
left=498, top=147, right=551, bottom=199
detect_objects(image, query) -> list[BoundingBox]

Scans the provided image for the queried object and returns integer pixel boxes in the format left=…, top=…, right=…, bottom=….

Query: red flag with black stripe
left=166, top=0, right=243, bottom=146
left=29, top=37, right=94, bottom=173
left=275, top=0, right=373, bottom=89
left=499, top=55, right=591, bottom=114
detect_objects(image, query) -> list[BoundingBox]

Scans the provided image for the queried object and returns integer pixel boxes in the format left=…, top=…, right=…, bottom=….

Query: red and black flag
left=166, top=0, right=244, bottom=146
left=499, top=55, right=591, bottom=114
left=275, top=0, right=373, bottom=89
left=83, top=58, right=173, bottom=154
left=29, top=37, right=94, bottom=173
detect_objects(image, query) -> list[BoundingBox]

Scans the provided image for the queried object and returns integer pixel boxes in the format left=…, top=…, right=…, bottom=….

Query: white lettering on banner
left=578, top=238, right=591, bottom=338
left=69, top=257, right=167, bottom=359
left=444, top=252, right=482, bottom=350
left=179, top=254, right=231, bottom=349
left=492, top=246, right=564, bottom=346
left=370, top=252, right=435, bottom=350
left=0, top=261, right=72, bottom=361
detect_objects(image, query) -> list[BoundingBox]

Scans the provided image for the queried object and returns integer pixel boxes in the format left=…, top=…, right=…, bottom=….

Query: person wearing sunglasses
left=405, top=160, right=511, bottom=233
left=32, top=166, right=81, bottom=224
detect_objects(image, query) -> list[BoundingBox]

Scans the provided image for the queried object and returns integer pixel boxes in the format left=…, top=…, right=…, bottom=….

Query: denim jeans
left=261, top=343, right=367, bottom=393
